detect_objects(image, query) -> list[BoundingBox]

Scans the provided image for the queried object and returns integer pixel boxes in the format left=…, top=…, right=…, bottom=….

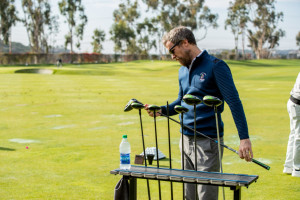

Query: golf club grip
left=252, top=158, right=270, bottom=170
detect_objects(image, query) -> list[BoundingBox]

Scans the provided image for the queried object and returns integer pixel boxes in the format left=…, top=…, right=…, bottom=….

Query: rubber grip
left=252, top=158, right=270, bottom=170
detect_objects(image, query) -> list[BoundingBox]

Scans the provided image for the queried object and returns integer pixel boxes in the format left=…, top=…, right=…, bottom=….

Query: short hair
left=162, top=26, right=197, bottom=46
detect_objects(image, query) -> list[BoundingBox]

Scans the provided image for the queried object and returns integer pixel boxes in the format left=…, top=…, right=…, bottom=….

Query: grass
left=0, top=59, right=300, bottom=199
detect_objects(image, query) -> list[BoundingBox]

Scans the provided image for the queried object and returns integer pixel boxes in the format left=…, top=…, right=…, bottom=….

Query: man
left=283, top=72, right=300, bottom=177
left=145, top=26, right=253, bottom=200
left=56, top=58, right=62, bottom=68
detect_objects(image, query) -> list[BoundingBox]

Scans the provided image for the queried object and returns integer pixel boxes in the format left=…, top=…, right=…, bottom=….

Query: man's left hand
left=238, top=138, right=253, bottom=162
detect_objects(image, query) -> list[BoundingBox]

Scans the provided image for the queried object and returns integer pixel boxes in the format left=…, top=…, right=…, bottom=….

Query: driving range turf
left=0, top=59, right=300, bottom=199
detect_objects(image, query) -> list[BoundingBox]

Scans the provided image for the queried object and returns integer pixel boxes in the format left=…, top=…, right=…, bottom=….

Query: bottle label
left=120, top=153, right=130, bottom=164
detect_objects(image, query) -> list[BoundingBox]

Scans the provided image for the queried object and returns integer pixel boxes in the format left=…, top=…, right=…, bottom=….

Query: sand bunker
left=9, top=138, right=40, bottom=144
left=15, top=68, right=53, bottom=74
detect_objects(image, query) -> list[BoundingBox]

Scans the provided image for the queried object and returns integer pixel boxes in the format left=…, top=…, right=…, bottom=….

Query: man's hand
left=144, top=104, right=161, bottom=117
left=239, top=138, right=253, bottom=162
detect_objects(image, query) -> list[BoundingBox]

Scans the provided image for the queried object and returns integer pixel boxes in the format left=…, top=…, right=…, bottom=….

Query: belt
left=290, top=95, right=300, bottom=105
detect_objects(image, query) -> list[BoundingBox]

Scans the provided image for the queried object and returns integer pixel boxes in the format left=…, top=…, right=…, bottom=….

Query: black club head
left=131, top=102, right=145, bottom=110
left=174, top=105, right=189, bottom=114
left=183, top=94, right=202, bottom=105
left=203, top=95, right=222, bottom=107
left=148, top=105, right=161, bottom=111
left=124, top=98, right=143, bottom=112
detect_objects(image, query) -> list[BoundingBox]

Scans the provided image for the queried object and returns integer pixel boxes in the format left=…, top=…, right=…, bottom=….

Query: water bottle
left=120, top=135, right=131, bottom=170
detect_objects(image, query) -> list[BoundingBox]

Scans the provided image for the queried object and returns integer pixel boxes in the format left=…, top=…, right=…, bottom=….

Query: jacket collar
left=188, top=50, right=207, bottom=70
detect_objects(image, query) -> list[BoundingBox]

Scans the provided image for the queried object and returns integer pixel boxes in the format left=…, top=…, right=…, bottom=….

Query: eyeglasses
left=169, top=40, right=182, bottom=55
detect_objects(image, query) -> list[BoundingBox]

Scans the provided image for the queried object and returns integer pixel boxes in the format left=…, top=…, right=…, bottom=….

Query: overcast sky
left=11, top=0, right=300, bottom=53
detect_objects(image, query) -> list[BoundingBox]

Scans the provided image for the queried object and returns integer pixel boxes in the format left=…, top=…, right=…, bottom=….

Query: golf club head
left=124, top=98, right=143, bottom=112
left=174, top=105, right=189, bottom=114
left=203, top=95, right=222, bottom=107
left=148, top=105, right=161, bottom=111
left=183, top=94, right=202, bottom=105
left=131, top=102, right=145, bottom=110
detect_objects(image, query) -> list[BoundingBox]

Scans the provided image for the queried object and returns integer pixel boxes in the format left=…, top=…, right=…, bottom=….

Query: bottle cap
left=122, top=135, right=127, bottom=138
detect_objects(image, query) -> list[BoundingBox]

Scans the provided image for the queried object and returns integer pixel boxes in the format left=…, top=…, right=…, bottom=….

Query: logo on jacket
left=199, top=72, right=206, bottom=82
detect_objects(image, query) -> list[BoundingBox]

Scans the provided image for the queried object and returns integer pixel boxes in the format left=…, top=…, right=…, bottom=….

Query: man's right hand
left=144, top=104, right=161, bottom=117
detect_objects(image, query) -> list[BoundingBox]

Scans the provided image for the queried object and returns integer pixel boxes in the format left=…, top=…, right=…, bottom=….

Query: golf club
left=203, top=95, right=225, bottom=200
left=124, top=99, right=271, bottom=170
left=156, top=112, right=270, bottom=170
left=131, top=102, right=151, bottom=200
left=148, top=104, right=162, bottom=200
left=183, top=94, right=202, bottom=199
left=174, top=105, right=189, bottom=200
left=124, top=98, right=143, bottom=112
left=167, top=102, right=174, bottom=200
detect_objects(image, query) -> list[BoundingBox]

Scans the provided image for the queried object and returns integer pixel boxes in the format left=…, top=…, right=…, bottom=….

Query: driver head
left=131, top=102, right=145, bottom=110
left=203, top=95, right=222, bottom=107
left=148, top=105, right=161, bottom=111
left=183, top=94, right=202, bottom=105
left=174, top=105, right=189, bottom=114
left=124, top=98, right=143, bottom=112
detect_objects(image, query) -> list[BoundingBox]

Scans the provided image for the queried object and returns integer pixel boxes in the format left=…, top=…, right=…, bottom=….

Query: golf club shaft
left=138, top=109, right=151, bottom=200
left=157, top=112, right=271, bottom=170
left=139, top=110, right=147, bottom=167
left=167, top=102, right=174, bottom=200
left=214, top=107, right=225, bottom=200
left=193, top=105, right=197, bottom=171
left=153, top=114, right=162, bottom=200
left=193, top=105, right=198, bottom=198
left=214, top=108, right=223, bottom=173
left=180, top=113, right=185, bottom=199
left=153, top=115, right=159, bottom=168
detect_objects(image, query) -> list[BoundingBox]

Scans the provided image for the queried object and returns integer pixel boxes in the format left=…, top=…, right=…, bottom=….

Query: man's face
left=165, top=40, right=192, bottom=67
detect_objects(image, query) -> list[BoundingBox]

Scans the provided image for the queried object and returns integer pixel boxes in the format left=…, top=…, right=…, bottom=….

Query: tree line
left=0, top=0, right=95, bottom=54
left=0, top=0, right=300, bottom=59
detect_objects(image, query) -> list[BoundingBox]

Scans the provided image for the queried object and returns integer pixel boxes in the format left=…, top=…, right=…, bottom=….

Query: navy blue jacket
left=161, top=50, right=249, bottom=140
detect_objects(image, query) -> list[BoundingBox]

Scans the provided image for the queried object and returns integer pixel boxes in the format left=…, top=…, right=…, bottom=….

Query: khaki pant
left=284, top=99, right=300, bottom=172
left=180, top=134, right=224, bottom=200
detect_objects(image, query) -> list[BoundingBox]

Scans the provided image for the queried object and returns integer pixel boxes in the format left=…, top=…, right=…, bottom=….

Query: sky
left=11, top=0, right=300, bottom=54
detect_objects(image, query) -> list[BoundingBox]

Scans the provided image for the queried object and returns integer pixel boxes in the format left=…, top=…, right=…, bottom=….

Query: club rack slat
left=111, top=165, right=259, bottom=200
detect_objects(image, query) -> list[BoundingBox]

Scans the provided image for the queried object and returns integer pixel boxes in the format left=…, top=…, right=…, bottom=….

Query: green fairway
left=0, top=59, right=300, bottom=199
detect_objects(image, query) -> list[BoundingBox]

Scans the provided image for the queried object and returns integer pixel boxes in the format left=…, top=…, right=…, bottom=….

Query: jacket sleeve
left=213, top=61, right=249, bottom=140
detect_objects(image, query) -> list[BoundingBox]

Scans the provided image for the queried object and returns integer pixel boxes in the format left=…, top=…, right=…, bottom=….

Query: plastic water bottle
left=120, top=135, right=131, bottom=170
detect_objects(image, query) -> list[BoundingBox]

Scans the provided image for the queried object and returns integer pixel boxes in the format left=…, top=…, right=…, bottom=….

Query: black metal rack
left=111, top=165, right=259, bottom=200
